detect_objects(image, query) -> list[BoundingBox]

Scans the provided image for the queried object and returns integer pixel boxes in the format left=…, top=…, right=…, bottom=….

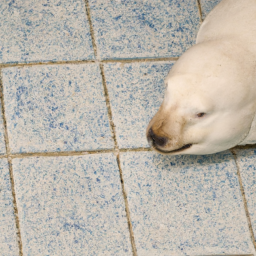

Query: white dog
left=146, top=0, right=256, bottom=155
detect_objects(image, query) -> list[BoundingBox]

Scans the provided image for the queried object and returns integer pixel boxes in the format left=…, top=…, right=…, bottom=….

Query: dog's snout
left=147, top=128, right=168, bottom=147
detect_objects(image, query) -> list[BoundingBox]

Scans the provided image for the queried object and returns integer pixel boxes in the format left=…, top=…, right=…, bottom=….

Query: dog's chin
left=152, top=144, right=193, bottom=154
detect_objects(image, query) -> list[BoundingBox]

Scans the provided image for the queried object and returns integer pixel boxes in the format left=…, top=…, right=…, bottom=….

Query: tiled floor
left=0, top=0, right=255, bottom=256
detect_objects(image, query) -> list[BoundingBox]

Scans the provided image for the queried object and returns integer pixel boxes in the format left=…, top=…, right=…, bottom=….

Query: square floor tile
left=0, top=158, right=19, bottom=255
left=12, top=154, right=132, bottom=256
left=235, top=148, right=256, bottom=241
left=0, top=103, right=6, bottom=154
left=200, top=0, right=222, bottom=20
left=104, top=62, right=174, bottom=149
left=89, top=0, right=200, bottom=59
left=0, top=0, right=94, bottom=64
left=120, top=151, right=254, bottom=255
left=2, top=64, right=114, bottom=153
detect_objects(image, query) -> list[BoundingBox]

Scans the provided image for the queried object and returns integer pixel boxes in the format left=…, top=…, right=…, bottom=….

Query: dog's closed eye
left=197, top=112, right=205, bottom=118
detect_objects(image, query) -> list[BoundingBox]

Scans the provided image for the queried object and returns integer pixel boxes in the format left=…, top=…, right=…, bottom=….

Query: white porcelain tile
left=2, top=64, right=114, bottom=153
left=235, top=148, right=256, bottom=243
left=121, top=151, right=254, bottom=255
left=89, top=0, right=200, bottom=59
left=13, top=154, right=132, bottom=255
left=0, top=0, right=94, bottom=63
left=0, top=158, right=19, bottom=255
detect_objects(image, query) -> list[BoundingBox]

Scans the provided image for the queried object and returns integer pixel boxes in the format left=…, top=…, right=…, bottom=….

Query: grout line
left=116, top=154, right=138, bottom=256
left=99, top=64, right=118, bottom=150
left=10, top=149, right=115, bottom=159
left=101, top=57, right=178, bottom=63
left=0, top=71, right=23, bottom=256
left=0, top=147, right=152, bottom=160
left=231, top=149, right=256, bottom=251
left=0, top=59, right=96, bottom=69
left=84, top=0, right=138, bottom=253
left=84, top=0, right=98, bottom=59
left=9, top=147, right=152, bottom=159
left=196, top=0, right=203, bottom=23
left=99, top=63, right=138, bottom=255
left=119, top=147, right=152, bottom=153
left=0, top=57, right=178, bottom=70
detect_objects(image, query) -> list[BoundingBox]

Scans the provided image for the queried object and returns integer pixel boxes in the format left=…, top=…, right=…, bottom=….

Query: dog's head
left=146, top=41, right=256, bottom=155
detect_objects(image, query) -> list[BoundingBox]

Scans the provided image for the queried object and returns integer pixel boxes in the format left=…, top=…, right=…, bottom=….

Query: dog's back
left=197, top=0, right=256, bottom=54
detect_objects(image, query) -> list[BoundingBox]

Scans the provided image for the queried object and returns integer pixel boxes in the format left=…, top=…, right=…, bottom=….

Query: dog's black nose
left=147, top=128, right=168, bottom=147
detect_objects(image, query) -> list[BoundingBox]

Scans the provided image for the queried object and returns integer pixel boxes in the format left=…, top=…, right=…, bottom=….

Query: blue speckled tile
left=200, top=0, right=222, bottom=20
left=0, top=0, right=94, bottom=64
left=2, top=64, right=114, bottom=153
left=12, top=154, right=132, bottom=255
left=89, top=0, right=200, bottom=59
left=0, top=158, right=19, bottom=255
left=0, top=103, right=6, bottom=154
left=104, top=62, right=174, bottom=149
left=235, top=148, right=256, bottom=240
left=121, top=151, right=254, bottom=255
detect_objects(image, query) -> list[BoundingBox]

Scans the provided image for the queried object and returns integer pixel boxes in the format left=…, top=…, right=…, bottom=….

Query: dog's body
left=147, top=0, right=256, bottom=155
left=197, top=0, right=256, bottom=146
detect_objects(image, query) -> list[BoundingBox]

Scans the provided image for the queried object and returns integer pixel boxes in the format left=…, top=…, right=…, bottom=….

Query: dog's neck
left=239, top=112, right=256, bottom=145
